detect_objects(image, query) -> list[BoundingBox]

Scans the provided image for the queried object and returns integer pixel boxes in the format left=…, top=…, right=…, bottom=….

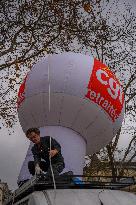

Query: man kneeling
left=26, top=128, right=65, bottom=178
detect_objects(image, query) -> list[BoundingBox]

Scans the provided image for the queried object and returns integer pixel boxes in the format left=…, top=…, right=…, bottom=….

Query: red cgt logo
left=17, top=76, right=27, bottom=109
left=85, top=59, right=124, bottom=122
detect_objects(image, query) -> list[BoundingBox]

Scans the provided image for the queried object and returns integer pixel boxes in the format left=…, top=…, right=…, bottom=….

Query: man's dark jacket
left=31, top=136, right=64, bottom=166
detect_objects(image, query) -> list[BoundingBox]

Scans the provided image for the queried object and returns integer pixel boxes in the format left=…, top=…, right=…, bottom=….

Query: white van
left=5, top=175, right=136, bottom=205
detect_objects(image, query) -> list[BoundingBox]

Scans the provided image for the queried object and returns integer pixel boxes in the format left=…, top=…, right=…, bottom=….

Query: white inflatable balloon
left=17, top=53, right=124, bottom=183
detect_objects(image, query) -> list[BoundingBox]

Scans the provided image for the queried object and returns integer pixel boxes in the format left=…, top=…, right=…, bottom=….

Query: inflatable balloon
left=17, top=53, right=124, bottom=183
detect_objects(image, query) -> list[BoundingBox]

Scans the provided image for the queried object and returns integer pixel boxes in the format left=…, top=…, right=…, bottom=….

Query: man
left=26, top=128, right=65, bottom=178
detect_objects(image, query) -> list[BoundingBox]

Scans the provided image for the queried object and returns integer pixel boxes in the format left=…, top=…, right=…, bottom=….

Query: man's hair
left=26, top=128, right=40, bottom=136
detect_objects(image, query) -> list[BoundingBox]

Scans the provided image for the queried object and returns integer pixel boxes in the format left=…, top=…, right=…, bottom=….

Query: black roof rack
left=6, top=174, right=136, bottom=205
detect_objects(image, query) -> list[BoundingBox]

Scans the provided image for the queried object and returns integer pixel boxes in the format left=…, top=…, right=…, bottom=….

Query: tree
left=0, top=0, right=89, bottom=127
left=0, top=0, right=110, bottom=127
left=73, top=0, right=136, bottom=178
left=81, top=1, right=136, bottom=179
left=0, top=0, right=136, bottom=177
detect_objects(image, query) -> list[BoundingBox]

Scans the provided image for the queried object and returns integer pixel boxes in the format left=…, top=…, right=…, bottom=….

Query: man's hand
left=49, top=149, right=58, bottom=157
left=35, top=164, right=42, bottom=175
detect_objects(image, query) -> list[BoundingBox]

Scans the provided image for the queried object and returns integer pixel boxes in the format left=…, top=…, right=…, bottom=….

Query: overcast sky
left=0, top=122, right=29, bottom=190
left=0, top=0, right=136, bottom=191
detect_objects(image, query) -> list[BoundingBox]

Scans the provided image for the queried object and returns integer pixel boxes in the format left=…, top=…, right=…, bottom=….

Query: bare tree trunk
left=106, top=144, right=117, bottom=182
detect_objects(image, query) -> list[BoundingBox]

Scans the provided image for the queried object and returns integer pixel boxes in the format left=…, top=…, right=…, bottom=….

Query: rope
left=48, top=55, right=57, bottom=204
left=49, top=136, right=56, bottom=190
left=48, top=54, right=56, bottom=188
left=49, top=136, right=57, bottom=205
left=48, top=55, right=51, bottom=112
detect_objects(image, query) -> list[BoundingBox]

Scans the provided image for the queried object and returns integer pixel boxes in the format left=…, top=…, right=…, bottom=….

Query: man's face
left=27, top=132, right=40, bottom=144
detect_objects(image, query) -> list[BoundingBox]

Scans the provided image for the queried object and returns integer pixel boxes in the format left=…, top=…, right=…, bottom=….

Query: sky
left=0, top=0, right=136, bottom=191
left=0, top=121, right=29, bottom=190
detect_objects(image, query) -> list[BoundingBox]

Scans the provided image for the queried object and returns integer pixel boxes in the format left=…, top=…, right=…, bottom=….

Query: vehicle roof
left=5, top=174, right=136, bottom=205
left=14, top=189, right=136, bottom=205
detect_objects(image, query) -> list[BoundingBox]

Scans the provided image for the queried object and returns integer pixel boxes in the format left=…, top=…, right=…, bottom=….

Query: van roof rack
left=6, top=174, right=135, bottom=205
